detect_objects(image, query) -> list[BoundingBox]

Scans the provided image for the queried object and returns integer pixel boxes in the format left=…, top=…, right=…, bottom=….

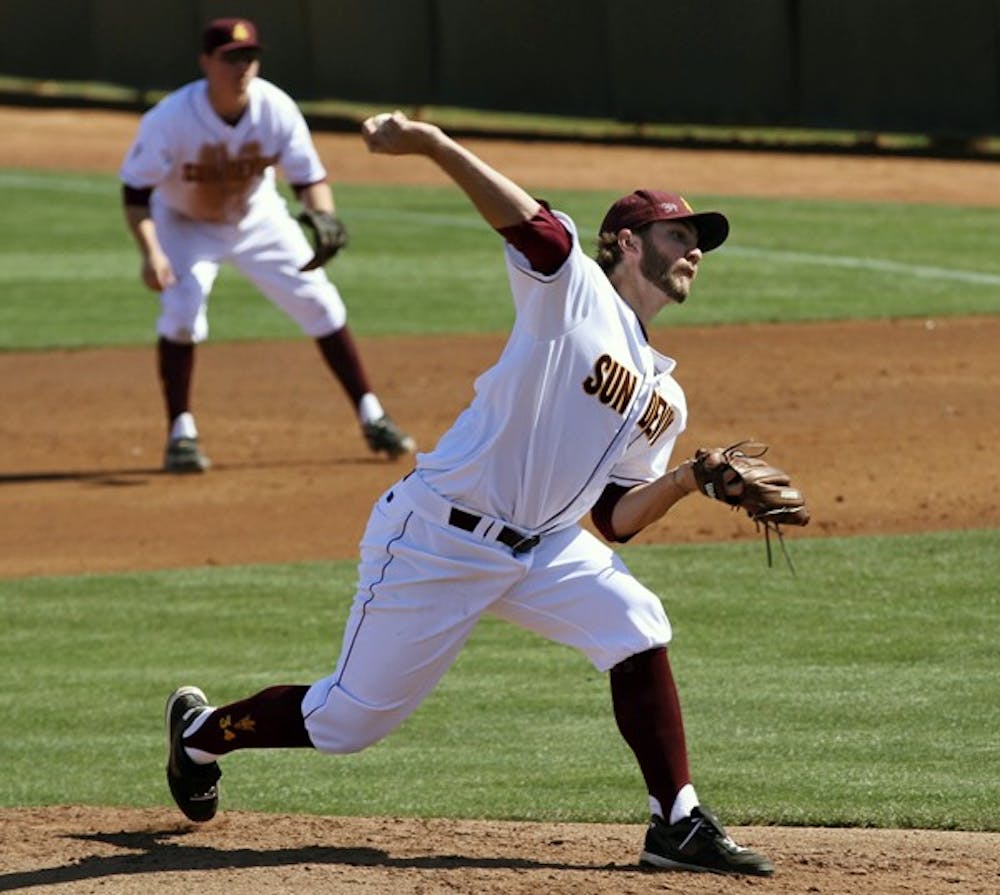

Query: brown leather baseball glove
left=298, top=209, right=348, bottom=272
left=692, top=440, right=809, bottom=568
left=692, top=440, right=810, bottom=527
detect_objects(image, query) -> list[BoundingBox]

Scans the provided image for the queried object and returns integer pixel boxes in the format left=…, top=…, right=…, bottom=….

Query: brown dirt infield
left=1, top=107, right=998, bottom=894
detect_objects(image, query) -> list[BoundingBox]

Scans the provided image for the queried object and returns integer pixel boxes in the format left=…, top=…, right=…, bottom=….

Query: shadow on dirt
left=0, top=468, right=160, bottom=486
left=0, top=827, right=629, bottom=891
left=0, top=455, right=382, bottom=486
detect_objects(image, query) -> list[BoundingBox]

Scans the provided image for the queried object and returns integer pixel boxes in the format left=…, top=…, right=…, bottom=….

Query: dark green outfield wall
left=2, top=0, right=997, bottom=137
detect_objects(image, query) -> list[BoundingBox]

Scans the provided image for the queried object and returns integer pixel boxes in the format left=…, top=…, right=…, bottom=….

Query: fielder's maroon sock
left=315, top=325, right=372, bottom=407
left=184, top=685, right=314, bottom=754
left=158, top=337, right=195, bottom=427
left=609, top=647, right=692, bottom=817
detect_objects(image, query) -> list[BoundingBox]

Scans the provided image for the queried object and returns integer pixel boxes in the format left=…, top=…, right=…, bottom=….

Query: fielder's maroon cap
left=202, top=18, right=264, bottom=55
left=600, top=189, right=729, bottom=252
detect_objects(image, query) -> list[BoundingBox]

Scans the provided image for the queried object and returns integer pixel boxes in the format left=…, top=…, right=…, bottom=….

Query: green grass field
left=1, top=532, right=997, bottom=829
left=1, top=167, right=998, bottom=832
left=1, top=168, right=999, bottom=349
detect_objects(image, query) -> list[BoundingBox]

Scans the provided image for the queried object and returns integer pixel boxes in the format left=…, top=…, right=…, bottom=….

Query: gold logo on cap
left=232, top=22, right=250, bottom=40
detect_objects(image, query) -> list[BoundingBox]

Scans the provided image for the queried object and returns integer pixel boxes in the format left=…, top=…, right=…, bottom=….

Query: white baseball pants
left=152, top=203, right=347, bottom=344
left=302, top=472, right=672, bottom=754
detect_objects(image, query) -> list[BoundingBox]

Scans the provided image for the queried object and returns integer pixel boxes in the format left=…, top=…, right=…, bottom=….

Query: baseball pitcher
left=162, top=111, right=808, bottom=876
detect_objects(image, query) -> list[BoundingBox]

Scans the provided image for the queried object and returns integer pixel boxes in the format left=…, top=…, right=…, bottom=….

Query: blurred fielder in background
left=121, top=18, right=414, bottom=472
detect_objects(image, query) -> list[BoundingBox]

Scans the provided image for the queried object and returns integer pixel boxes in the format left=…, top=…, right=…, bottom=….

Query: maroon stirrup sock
left=316, top=326, right=372, bottom=407
left=609, top=647, right=692, bottom=814
left=158, top=337, right=195, bottom=426
left=184, top=685, right=314, bottom=754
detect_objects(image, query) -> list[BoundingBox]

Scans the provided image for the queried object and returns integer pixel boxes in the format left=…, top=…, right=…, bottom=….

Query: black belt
left=448, top=507, right=541, bottom=554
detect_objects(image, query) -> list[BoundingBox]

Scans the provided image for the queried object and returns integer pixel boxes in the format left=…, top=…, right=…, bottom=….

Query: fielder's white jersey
left=419, top=211, right=687, bottom=535
left=120, top=77, right=326, bottom=225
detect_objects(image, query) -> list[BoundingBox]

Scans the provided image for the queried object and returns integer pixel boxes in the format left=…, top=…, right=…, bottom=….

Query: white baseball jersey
left=302, top=210, right=682, bottom=750
left=119, top=77, right=347, bottom=343
left=120, top=77, right=326, bottom=224
left=419, top=211, right=687, bottom=534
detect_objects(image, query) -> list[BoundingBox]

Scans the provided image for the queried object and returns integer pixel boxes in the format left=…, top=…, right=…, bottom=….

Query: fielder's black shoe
left=165, top=685, right=221, bottom=822
left=639, top=806, right=774, bottom=876
left=362, top=415, right=416, bottom=460
left=163, top=436, right=210, bottom=473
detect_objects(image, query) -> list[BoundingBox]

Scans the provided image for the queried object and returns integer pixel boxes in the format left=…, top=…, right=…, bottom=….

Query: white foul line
left=724, top=246, right=1000, bottom=288
left=3, top=172, right=998, bottom=288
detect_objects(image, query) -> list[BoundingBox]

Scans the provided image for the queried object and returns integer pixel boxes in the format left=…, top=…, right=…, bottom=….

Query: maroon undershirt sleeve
left=591, top=483, right=637, bottom=543
left=291, top=179, right=328, bottom=198
left=122, top=185, right=153, bottom=206
left=496, top=202, right=572, bottom=275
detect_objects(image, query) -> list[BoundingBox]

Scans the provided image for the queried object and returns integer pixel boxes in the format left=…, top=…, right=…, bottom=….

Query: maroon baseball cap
left=600, top=189, right=729, bottom=252
left=202, top=18, right=263, bottom=55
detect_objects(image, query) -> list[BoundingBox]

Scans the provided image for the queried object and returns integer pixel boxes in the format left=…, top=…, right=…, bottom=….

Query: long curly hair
left=594, top=231, right=623, bottom=275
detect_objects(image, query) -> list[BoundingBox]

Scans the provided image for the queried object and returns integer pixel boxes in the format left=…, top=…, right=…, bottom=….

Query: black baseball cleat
left=639, top=806, right=774, bottom=876
left=165, top=685, right=221, bottom=822
left=163, top=436, right=211, bottom=473
left=362, top=415, right=416, bottom=460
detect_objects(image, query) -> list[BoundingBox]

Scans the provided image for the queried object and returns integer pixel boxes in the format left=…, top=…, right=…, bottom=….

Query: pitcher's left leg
left=492, top=526, right=773, bottom=876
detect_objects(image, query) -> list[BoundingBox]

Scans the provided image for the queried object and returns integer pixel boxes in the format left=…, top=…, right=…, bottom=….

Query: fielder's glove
left=298, top=208, right=348, bottom=272
left=692, top=440, right=809, bottom=568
